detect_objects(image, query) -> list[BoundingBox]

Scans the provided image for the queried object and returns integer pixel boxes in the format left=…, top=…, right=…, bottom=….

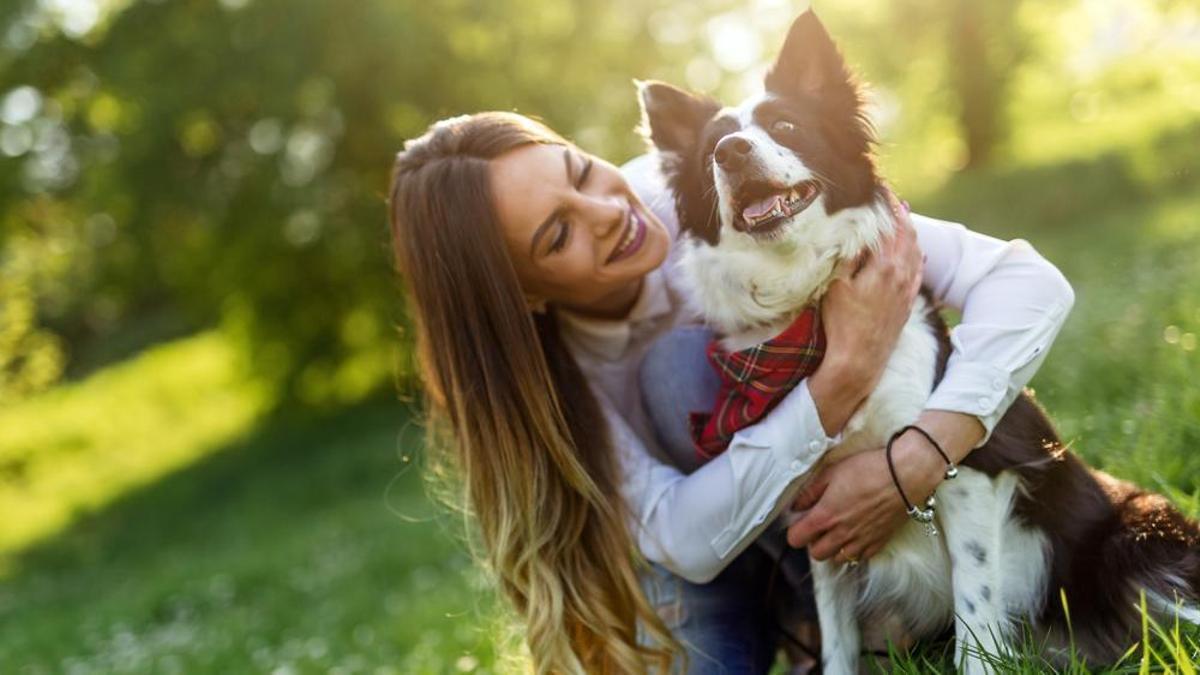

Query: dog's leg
left=937, top=469, right=1017, bottom=675
left=811, top=555, right=861, bottom=675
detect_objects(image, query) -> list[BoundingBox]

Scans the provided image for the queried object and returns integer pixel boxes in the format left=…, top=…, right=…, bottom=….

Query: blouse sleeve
left=606, top=379, right=839, bottom=584
left=914, top=213, right=1075, bottom=443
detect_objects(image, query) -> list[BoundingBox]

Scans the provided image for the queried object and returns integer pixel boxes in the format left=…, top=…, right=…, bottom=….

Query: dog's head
left=638, top=10, right=879, bottom=250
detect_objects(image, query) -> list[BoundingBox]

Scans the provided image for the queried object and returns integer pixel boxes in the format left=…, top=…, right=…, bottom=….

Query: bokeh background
left=1, top=0, right=1198, bottom=672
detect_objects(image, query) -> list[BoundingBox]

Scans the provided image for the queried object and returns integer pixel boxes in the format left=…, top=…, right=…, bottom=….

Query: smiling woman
left=389, top=112, right=680, bottom=673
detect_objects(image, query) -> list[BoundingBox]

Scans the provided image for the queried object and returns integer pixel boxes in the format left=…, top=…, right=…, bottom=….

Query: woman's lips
left=606, top=206, right=648, bottom=264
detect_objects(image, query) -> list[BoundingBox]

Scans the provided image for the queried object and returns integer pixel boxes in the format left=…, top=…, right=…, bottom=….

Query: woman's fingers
left=808, top=526, right=852, bottom=561
left=793, top=470, right=831, bottom=511
left=835, top=543, right=865, bottom=565
left=786, top=505, right=834, bottom=549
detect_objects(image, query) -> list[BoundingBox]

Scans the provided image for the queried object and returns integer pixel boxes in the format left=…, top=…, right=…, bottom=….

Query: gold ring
left=839, top=548, right=859, bottom=567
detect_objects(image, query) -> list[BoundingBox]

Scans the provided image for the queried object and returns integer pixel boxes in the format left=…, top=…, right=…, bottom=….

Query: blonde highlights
left=389, top=112, right=677, bottom=673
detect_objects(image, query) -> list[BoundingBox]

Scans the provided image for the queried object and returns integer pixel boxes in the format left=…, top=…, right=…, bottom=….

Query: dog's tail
left=1049, top=474, right=1200, bottom=661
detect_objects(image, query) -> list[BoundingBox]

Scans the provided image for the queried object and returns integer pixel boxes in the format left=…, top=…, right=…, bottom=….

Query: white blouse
left=558, top=155, right=1075, bottom=584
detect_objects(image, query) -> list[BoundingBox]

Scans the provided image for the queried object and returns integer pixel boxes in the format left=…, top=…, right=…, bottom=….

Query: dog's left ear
left=636, top=80, right=719, bottom=155
left=764, top=10, right=857, bottom=103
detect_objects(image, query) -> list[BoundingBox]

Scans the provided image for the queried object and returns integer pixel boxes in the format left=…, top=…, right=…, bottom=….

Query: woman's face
left=490, top=143, right=671, bottom=318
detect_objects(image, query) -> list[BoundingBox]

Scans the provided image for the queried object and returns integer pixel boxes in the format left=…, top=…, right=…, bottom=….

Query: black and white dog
left=639, top=10, right=1200, bottom=673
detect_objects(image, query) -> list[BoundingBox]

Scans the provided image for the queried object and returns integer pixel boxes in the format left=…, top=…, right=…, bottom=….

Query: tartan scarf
left=689, top=307, right=826, bottom=460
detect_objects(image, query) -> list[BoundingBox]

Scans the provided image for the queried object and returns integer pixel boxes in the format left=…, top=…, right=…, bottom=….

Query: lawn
left=2, top=120, right=1198, bottom=672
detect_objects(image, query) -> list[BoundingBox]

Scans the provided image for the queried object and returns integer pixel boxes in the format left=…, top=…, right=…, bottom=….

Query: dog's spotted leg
left=811, top=555, right=861, bottom=675
left=937, top=468, right=1017, bottom=675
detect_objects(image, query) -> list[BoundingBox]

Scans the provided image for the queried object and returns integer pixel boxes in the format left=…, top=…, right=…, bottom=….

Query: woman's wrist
left=808, top=355, right=873, bottom=436
left=891, top=411, right=986, bottom=500
left=891, top=433, right=948, bottom=502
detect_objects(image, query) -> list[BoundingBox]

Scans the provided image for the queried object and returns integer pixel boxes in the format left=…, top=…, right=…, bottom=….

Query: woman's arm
left=616, top=209, right=924, bottom=583
left=609, top=378, right=839, bottom=584
left=786, top=214, right=1075, bottom=562
left=917, top=214, right=1075, bottom=441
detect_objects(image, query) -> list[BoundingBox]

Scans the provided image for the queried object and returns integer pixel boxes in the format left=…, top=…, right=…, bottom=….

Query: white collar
left=557, top=267, right=674, bottom=361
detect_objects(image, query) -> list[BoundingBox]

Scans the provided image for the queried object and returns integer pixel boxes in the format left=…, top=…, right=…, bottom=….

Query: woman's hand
left=807, top=193, right=923, bottom=436
left=786, top=411, right=986, bottom=563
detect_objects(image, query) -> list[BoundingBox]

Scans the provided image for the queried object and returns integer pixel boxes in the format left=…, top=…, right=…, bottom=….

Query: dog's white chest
left=826, top=296, right=941, bottom=461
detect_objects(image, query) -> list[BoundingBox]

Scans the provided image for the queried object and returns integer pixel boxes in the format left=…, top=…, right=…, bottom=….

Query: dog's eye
left=771, top=119, right=797, bottom=134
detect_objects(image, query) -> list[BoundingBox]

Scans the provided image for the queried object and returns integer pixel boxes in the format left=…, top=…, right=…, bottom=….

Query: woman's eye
left=548, top=221, right=570, bottom=253
left=771, top=119, right=797, bottom=134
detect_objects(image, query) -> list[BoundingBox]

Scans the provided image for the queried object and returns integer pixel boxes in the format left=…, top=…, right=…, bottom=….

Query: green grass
left=2, top=119, right=1199, bottom=672
left=0, top=375, right=502, bottom=672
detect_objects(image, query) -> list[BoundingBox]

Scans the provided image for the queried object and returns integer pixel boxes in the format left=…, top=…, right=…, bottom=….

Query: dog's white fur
left=672, top=105, right=1053, bottom=673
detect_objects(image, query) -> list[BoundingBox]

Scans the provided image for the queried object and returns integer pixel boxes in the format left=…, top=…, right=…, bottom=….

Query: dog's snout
left=714, top=136, right=753, bottom=171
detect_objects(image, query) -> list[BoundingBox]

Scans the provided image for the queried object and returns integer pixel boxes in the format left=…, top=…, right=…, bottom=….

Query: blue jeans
left=638, top=327, right=817, bottom=673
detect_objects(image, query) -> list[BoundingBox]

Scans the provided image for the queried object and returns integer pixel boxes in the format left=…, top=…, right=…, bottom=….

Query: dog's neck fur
left=675, top=193, right=893, bottom=351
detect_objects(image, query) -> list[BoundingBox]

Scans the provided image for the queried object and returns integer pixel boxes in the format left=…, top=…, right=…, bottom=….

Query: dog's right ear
left=636, top=80, right=719, bottom=155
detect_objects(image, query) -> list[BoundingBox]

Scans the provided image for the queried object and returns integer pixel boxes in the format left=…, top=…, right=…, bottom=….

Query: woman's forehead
left=489, top=143, right=570, bottom=239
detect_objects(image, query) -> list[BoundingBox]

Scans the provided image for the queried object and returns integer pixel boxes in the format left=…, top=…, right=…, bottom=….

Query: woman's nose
left=581, top=193, right=625, bottom=238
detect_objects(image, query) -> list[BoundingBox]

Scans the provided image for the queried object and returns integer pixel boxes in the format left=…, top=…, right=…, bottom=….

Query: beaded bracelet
left=884, top=425, right=959, bottom=537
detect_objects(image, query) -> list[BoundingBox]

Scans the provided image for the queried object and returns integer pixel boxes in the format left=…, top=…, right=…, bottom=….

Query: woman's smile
left=606, top=205, right=649, bottom=265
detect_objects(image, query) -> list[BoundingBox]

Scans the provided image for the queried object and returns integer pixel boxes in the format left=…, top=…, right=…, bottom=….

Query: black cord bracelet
left=885, top=425, right=958, bottom=536
left=884, top=429, right=919, bottom=514
left=895, top=424, right=959, bottom=479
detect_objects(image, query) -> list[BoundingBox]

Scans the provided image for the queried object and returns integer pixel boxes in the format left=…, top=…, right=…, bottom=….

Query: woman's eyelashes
left=546, top=155, right=593, bottom=256
left=577, top=156, right=593, bottom=187
left=548, top=220, right=570, bottom=253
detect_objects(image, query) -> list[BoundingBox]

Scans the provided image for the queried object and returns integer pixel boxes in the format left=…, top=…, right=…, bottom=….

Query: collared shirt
left=560, top=155, right=1075, bottom=583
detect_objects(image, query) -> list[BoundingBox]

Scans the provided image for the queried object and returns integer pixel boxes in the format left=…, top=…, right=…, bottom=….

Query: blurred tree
left=823, top=0, right=1045, bottom=169
left=0, top=0, right=703, bottom=407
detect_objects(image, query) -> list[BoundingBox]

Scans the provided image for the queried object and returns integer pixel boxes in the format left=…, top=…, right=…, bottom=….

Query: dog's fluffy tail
left=1056, top=477, right=1200, bottom=661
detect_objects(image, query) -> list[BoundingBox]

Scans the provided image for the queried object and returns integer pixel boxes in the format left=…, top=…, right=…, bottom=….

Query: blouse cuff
left=925, top=359, right=1015, bottom=443
left=733, top=379, right=842, bottom=462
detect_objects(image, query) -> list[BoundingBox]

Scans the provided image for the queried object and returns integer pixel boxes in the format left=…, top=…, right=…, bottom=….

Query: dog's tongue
left=742, top=195, right=782, bottom=222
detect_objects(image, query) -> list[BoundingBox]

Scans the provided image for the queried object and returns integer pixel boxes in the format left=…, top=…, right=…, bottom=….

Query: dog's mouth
left=733, top=179, right=821, bottom=236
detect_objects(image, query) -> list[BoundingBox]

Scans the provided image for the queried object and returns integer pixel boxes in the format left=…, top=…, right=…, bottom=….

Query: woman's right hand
left=807, top=195, right=922, bottom=436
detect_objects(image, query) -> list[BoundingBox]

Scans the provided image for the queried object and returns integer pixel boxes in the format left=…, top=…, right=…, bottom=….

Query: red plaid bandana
left=689, top=308, right=826, bottom=460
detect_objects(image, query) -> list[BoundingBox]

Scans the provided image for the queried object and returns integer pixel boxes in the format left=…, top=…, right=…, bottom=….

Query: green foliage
left=0, top=0, right=720, bottom=408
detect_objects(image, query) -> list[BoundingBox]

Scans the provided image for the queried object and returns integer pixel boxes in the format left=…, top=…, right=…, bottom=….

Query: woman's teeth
left=608, top=210, right=643, bottom=263
left=618, top=220, right=636, bottom=250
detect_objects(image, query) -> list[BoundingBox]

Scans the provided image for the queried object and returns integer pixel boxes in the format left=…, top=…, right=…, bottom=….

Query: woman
left=388, top=112, right=1073, bottom=673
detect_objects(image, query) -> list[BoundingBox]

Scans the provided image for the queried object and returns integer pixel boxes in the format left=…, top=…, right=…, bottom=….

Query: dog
left=638, top=9, right=1200, bottom=673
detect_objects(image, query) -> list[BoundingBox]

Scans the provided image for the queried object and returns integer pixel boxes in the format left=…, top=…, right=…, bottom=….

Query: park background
left=1, top=0, right=1199, bottom=672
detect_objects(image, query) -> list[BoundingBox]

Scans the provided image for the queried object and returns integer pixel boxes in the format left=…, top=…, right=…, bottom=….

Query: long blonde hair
left=388, top=112, right=677, bottom=673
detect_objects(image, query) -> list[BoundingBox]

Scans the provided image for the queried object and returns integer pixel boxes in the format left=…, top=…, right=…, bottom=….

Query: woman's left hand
left=786, top=411, right=984, bottom=563
left=787, top=427, right=945, bottom=559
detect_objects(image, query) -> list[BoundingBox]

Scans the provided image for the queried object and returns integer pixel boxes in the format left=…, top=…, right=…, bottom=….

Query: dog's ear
left=636, top=80, right=719, bottom=155
left=764, top=10, right=857, bottom=104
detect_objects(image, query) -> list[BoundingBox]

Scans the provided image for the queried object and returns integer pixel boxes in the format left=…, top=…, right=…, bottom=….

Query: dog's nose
left=714, top=136, right=753, bottom=171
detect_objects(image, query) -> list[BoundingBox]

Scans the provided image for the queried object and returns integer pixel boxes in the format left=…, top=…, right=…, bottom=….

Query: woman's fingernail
left=902, top=200, right=911, bottom=213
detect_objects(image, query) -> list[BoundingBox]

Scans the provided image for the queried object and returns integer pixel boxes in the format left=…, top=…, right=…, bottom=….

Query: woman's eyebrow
left=528, top=148, right=573, bottom=256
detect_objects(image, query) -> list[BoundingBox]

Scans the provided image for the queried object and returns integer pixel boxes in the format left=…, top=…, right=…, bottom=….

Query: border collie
left=639, top=10, right=1200, bottom=674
